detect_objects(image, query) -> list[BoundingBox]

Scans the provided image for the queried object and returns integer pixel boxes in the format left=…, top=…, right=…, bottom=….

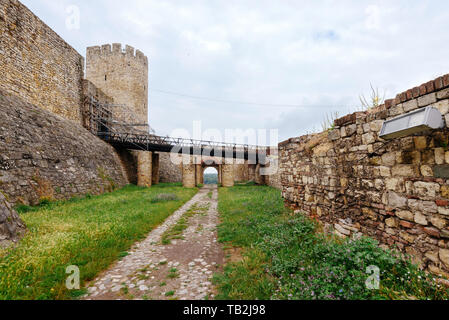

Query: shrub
left=150, top=193, right=179, bottom=203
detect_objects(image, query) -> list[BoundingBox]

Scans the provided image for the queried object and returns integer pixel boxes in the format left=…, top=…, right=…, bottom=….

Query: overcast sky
left=21, top=0, right=449, bottom=143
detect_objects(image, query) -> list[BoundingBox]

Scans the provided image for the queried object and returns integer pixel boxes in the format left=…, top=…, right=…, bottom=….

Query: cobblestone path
left=83, top=185, right=224, bottom=300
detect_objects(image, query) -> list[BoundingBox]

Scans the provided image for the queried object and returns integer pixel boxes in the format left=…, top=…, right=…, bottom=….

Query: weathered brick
left=400, top=221, right=414, bottom=229
left=419, top=84, right=428, bottom=96
left=412, top=86, right=421, bottom=98
left=424, top=227, right=440, bottom=238
left=435, top=77, right=444, bottom=90
left=385, top=99, right=394, bottom=109
left=444, top=74, right=449, bottom=88
left=436, top=199, right=449, bottom=207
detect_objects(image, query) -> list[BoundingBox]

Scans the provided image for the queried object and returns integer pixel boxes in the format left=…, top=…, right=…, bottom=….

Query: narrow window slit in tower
left=105, top=75, right=107, bottom=81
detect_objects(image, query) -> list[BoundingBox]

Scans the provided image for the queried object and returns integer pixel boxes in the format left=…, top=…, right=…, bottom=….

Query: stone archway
left=182, top=156, right=235, bottom=188
left=201, top=160, right=221, bottom=185
left=203, top=166, right=219, bottom=185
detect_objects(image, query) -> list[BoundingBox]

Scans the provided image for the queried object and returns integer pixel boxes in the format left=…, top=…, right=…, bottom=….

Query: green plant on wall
left=359, top=84, right=385, bottom=111
left=97, top=167, right=117, bottom=192
left=321, top=111, right=340, bottom=132
left=31, top=169, right=55, bottom=203
left=434, top=133, right=449, bottom=151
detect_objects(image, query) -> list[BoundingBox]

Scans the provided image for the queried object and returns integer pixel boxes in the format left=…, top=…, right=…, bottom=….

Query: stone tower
left=85, top=43, right=149, bottom=126
left=85, top=43, right=153, bottom=188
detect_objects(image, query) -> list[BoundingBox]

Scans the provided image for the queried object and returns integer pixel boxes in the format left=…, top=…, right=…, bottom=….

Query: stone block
left=433, top=165, right=449, bottom=178
left=370, top=120, right=384, bottom=132
left=418, top=93, right=437, bottom=107
left=435, top=148, right=445, bottom=165
left=403, top=99, right=418, bottom=112
left=381, top=152, right=396, bottom=166
left=389, top=104, right=404, bottom=117
left=392, top=165, right=418, bottom=177
left=437, top=88, right=449, bottom=100
left=414, top=212, right=428, bottom=226
left=328, top=129, right=340, bottom=141
left=413, top=181, right=440, bottom=198
left=385, top=217, right=398, bottom=228
left=334, top=223, right=351, bottom=236
left=414, top=136, right=427, bottom=150
left=379, top=166, right=391, bottom=177
left=441, top=185, right=449, bottom=199
left=439, top=248, right=449, bottom=269
left=396, top=210, right=414, bottom=222
left=430, top=216, right=447, bottom=229
left=388, top=191, right=407, bottom=208
left=420, top=165, right=433, bottom=177
left=362, top=133, right=375, bottom=145
left=433, top=100, right=449, bottom=115
left=438, top=207, right=449, bottom=216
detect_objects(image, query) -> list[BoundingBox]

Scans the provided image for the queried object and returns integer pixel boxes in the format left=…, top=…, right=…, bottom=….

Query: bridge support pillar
left=137, top=151, right=152, bottom=187
left=152, top=153, right=160, bottom=185
left=195, top=164, right=203, bottom=186
left=218, top=165, right=222, bottom=185
left=248, top=164, right=256, bottom=182
left=182, top=163, right=196, bottom=188
left=255, top=164, right=267, bottom=185
left=221, top=164, right=235, bottom=187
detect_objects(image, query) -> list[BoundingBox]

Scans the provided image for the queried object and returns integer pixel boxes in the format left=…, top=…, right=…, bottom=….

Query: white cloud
left=19, top=0, right=449, bottom=142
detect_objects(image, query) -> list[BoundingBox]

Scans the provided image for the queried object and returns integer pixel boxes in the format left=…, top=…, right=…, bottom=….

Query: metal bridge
left=82, top=97, right=269, bottom=163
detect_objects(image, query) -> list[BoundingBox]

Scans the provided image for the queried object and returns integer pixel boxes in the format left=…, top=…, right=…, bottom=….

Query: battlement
left=86, top=43, right=148, bottom=66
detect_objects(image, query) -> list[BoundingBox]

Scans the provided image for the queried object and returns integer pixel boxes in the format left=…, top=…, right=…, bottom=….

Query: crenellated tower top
left=85, top=43, right=149, bottom=127
left=86, top=43, right=148, bottom=67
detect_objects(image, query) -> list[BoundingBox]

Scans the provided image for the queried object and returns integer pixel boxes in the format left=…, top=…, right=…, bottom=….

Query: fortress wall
left=158, top=153, right=182, bottom=183
left=0, top=89, right=128, bottom=205
left=279, top=74, right=449, bottom=275
left=266, top=155, right=281, bottom=189
left=0, top=0, right=84, bottom=123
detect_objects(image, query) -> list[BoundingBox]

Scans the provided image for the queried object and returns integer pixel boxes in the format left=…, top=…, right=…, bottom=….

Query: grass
left=167, top=268, right=179, bottom=279
left=214, top=185, right=449, bottom=300
left=0, top=183, right=197, bottom=300
left=161, top=203, right=210, bottom=245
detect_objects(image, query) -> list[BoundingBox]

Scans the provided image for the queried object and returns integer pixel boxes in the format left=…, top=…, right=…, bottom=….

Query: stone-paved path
left=83, top=185, right=224, bottom=300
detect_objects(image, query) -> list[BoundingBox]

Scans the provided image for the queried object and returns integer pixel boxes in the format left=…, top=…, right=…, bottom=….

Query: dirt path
left=83, top=185, right=224, bottom=300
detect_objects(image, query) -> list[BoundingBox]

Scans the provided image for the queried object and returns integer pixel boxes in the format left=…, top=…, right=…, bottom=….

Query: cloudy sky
left=21, top=0, right=449, bottom=143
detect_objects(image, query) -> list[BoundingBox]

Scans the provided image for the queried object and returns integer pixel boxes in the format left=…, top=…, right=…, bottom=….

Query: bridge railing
left=86, top=96, right=271, bottom=160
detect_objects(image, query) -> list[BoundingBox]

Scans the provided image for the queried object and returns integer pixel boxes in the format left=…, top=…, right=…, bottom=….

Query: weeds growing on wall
left=31, top=169, right=54, bottom=203
left=214, top=185, right=449, bottom=300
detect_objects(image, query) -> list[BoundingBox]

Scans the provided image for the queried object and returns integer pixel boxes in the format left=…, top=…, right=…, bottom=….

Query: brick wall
left=0, top=0, right=84, bottom=123
left=280, top=74, right=449, bottom=276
